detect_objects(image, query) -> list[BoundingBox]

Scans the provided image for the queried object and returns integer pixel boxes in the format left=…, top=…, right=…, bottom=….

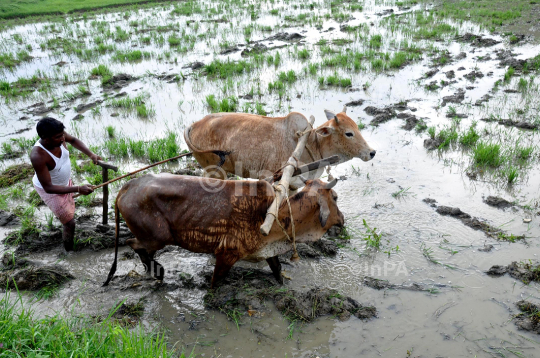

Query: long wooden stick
left=73, top=152, right=193, bottom=198
left=263, top=155, right=340, bottom=183
left=260, top=115, right=315, bottom=236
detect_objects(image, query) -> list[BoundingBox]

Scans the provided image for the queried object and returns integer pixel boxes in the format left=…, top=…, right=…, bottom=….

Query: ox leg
left=135, top=249, right=165, bottom=281
left=211, top=254, right=238, bottom=288
left=266, top=256, right=283, bottom=285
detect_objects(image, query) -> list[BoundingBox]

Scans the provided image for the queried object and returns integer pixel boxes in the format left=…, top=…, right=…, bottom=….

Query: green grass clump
left=109, top=94, right=145, bottom=109
left=171, top=1, right=202, bottom=16
left=105, top=125, right=115, bottom=138
left=319, top=74, right=351, bottom=87
left=90, top=64, right=112, bottom=77
left=205, top=95, right=238, bottom=113
left=204, top=59, right=254, bottom=79
left=436, top=127, right=458, bottom=149
left=0, top=76, right=51, bottom=98
left=369, top=35, right=382, bottom=49
left=473, top=142, right=502, bottom=167
left=0, top=51, right=31, bottom=68
left=504, top=67, right=515, bottom=82
left=168, top=35, right=181, bottom=46
left=297, top=48, right=310, bottom=59
left=147, top=132, right=179, bottom=162
left=112, top=50, right=149, bottom=62
left=0, top=290, right=178, bottom=357
left=459, top=124, right=480, bottom=147
left=388, top=52, right=409, bottom=69
left=277, top=70, right=297, bottom=83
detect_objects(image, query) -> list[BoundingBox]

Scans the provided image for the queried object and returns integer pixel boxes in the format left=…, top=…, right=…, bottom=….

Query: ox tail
left=103, top=197, right=120, bottom=286
left=183, top=125, right=230, bottom=168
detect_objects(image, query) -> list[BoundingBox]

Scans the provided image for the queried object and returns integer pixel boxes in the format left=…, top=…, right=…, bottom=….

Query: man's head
left=36, top=117, right=65, bottom=147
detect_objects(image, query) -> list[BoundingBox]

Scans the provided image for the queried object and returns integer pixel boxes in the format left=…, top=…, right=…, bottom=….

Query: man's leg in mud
left=63, top=219, right=75, bottom=251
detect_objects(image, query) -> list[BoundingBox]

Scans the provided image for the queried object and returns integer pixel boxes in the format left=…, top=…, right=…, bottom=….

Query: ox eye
left=345, top=132, right=354, bottom=137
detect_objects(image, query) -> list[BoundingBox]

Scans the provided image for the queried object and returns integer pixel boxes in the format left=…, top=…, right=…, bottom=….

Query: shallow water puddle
left=0, top=0, right=540, bottom=356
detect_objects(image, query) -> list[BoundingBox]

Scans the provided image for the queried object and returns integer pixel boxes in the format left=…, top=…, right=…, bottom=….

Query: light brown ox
left=103, top=174, right=344, bottom=287
left=184, top=106, right=376, bottom=180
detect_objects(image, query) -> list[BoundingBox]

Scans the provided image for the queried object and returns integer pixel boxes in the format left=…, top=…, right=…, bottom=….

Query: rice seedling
left=504, top=166, right=519, bottom=184
left=90, top=64, right=112, bottom=77
left=105, top=125, right=115, bottom=138
left=473, top=142, right=502, bottom=167
left=297, top=48, right=310, bottom=59
left=278, top=70, right=297, bottom=83
left=369, top=35, right=382, bottom=49
left=147, top=132, right=179, bottom=162
left=205, top=95, right=238, bottom=113
left=112, top=50, right=150, bottom=62
left=459, top=124, right=480, bottom=147
left=504, top=67, right=515, bottom=82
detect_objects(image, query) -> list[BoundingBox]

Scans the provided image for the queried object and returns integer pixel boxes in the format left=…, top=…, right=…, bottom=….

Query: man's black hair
left=36, top=117, right=65, bottom=139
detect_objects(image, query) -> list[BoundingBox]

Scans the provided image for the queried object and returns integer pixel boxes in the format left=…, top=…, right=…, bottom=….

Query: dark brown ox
left=184, top=106, right=376, bottom=180
left=103, top=174, right=344, bottom=287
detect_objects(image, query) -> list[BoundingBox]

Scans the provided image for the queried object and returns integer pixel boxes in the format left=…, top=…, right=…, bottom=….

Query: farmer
left=30, top=117, right=101, bottom=251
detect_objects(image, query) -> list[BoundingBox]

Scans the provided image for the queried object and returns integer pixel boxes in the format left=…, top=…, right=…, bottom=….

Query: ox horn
left=342, top=105, right=347, bottom=113
left=297, top=175, right=308, bottom=183
left=324, top=178, right=338, bottom=189
left=334, top=115, right=339, bottom=124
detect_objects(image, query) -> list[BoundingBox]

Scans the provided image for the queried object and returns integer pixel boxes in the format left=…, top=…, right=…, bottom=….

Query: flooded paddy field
left=1, top=0, right=540, bottom=357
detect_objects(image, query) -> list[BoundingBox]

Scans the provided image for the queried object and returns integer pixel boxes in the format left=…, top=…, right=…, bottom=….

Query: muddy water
left=1, top=0, right=540, bottom=357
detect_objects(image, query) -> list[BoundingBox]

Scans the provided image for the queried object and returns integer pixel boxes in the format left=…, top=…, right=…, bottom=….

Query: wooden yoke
left=260, top=115, right=315, bottom=236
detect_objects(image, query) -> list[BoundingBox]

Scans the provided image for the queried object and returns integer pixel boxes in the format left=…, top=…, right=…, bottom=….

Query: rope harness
left=268, top=121, right=328, bottom=262
left=268, top=183, right=300, bottom=262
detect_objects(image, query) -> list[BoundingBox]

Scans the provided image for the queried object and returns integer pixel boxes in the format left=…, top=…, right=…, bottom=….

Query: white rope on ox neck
left=295, top=122, right=316, bottom=162
left=268, top=182, right=300, bottom=262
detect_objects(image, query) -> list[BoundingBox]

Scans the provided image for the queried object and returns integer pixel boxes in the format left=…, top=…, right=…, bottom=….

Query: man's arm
left=30, top=149, right=93, bottom=195
left=64, top=131, right=102, bottom=164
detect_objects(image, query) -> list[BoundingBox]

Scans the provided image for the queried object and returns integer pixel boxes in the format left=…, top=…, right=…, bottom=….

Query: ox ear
left=324, top=109, right=336, bottom=120
left=318, top=195, right=330, bottom=227
left=315, top=126, right=335, bottom=137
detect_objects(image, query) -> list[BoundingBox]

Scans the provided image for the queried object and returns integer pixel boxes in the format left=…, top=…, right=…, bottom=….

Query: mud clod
left=514, top=301, right=540, bottom=334
left=344, top=99, right=364, bottom=106
left=458, top=33, right=500, bottom=47
left=441, top=89, right=465, bottom=107
left=0, top=210, right=19, bottom=227
left=484, top=196, right=514, bottom=209
left=464, top=70, right=484, bottom=80
left=1, top=252, right=28, bottom=270
left=363, top=276, right=443, bottom=292
left=364, top=106, right=396, bottom=126
left=424, top=138, right=442, bottom=150
left=480, top=117, right=539, bottom=130
left=426, top=202, right=509, bottom=238
left=75, top=100, right=103, bottom=113
left=103, top=73, right=135, bottom=89
left=487, top=261, right=540, bottom=284
left=0, top=164, right=34, bottom=188
left=0, top=264, right=73, bottom=291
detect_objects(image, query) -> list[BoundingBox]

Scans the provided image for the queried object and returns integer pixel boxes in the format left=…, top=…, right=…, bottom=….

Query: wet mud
left=424, top=198, right=510, bottom=238
left=514, top=301, right=540, bottom=334
left=362, top=276, right=449, bottom=292
left=203, top=267, right=377, bottom=323
left=3, top=216, right=133, bottom=255
left=487, top=261, right=540, bottom=284
left=0, top=255, right=73, bottom=291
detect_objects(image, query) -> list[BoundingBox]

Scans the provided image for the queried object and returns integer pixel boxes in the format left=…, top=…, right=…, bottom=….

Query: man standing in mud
left=30, top=117, right=100, bottom=252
